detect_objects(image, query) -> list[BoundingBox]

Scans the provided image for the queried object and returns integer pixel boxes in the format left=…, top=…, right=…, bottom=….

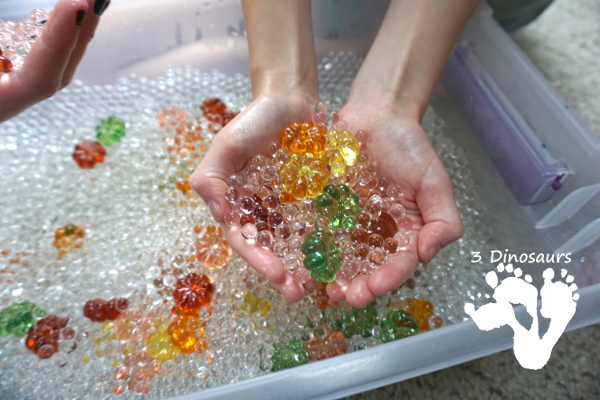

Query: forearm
left=348, top=0, right=479, bottom=121
left=242, top=0, right=318, bottom=98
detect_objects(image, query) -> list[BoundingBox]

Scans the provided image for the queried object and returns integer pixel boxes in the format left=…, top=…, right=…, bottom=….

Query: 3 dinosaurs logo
left=464, top=263, right=578, bottom=370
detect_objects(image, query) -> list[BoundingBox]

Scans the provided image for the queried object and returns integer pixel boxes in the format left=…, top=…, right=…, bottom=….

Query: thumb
left=415, top=167, right=464, bottom=264
left=190, top=172, right=229, bottom=223
left=417, top=219, right=463, bottom=264
left=190, top=149, right=232, bottom=224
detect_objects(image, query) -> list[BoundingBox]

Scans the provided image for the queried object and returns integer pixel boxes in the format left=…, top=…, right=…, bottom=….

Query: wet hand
left=0, top=0, right=106, bottom=122
left=327, top=105, right=464, bottom=307
left=190, top=91, right=320, bottom=302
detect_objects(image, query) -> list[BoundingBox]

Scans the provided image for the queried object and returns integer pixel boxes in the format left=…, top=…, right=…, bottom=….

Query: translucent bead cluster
left=112, top=350, right=163, bottom=395
left=144, top=318, right=181, bottom=363
left=280, top=121, right=329, bottom=199
left=242, top=291, right=273, bottom=318
left=330, top=301, right=379, bottom=339
left=25, top=315, right=73, bottom=359
left=72, top=140, right=107, bottom=169
left=200, top=98, right=238, bottom=133
left=72, top=116, right=126, bottom=169
left=0, top=9, right=48, bottom=73
left=167, top=313, right=209, bottom=354
left=96, top=116, right=126, bottom=146
left=113, top=310, right=159, bottom=344
left=88, top=321, right=120, bottom=361
left=157, top=100, right=236, bottom=207
left=82, top=272, right=217, bottom=395
left=305, top=325, right=347, bottom=361
left=158, top=104, right=203, bottom=155
left=401, top=298, right=439, bottom=331
left=0, top=301, right=46, bottom=337
left=83, top=298, right=129, bottom=322
left=380, top=310, right=419, bottom=343
left=226, top=105, right=411, bottom=284
left=172, top=273, right=215, bottom=316
left=52, top=223, right=85, bottom=259
left=270, top=338, right=308, bottom=372
left=193, top=224, right=233, bottom=269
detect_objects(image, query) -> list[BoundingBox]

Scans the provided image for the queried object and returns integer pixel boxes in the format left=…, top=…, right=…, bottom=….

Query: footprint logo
left=464, top=264, right=578, bottom=370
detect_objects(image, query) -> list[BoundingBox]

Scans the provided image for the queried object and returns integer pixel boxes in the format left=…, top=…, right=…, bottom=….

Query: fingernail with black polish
left=75, top=10, right=87, bottom=26
left=94, top=0, right=107, bottom=15
left=99, top=0, right=111, bottom=16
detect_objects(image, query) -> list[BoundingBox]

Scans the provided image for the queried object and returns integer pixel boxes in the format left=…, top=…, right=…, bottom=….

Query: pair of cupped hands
left=190, top=89, right=464, bottom=308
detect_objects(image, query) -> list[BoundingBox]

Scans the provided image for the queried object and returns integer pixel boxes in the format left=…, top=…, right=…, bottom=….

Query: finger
left=16, top=0, right=88, bottom=102
left=344, top=275, right=376, bottom=308
left=61, top=0, right=106, bottom=88
left=191, top=169, right=230, bottom=223
left=326, top=282, right=347, bottom=302
left=190, top=98, right=306, bottom=221
left=367, top=229, right=419, bottom=295
left=303, top=278, right=318, bottom=292
left=415, top=162, right=464, bottom=264
left=418, top=218, right=462, bottom=263
left=225, top=223, right=304, bottom=301
left=223, top=223, right=287, bottom=285
left=271, top=273, right=305, bottom=303
left=190, top=167, right=231, bottom=224
left=190, top=133, right=241, bottom=223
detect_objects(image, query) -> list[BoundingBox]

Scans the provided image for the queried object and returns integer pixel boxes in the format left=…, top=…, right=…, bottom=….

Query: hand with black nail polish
left=0, top=0, right=106, bottom=123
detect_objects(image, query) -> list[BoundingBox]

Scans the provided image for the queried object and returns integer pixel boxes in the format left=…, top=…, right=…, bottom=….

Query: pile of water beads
left=0, top=96, right=444, bottom=397
left=225, top=103, right=411, bottom=284
left=0, top=9, right=48, bottom=73
left=0, top=59, right=495, bottom=399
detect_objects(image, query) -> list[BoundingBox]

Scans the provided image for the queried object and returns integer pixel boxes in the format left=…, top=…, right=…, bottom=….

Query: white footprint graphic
left=464, top=264, right=578, bottom=370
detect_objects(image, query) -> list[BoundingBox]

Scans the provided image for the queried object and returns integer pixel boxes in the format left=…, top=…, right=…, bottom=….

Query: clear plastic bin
left=2, top=2, right=599, bottom=399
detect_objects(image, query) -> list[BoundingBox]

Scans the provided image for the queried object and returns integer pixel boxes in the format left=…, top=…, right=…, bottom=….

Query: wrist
left=346, top=0, right=479, bottom=123
left=346, top=87, right=424, bottom=124
left=251, top=65, right=319, bottom=100
left=243, top=0, right=319, bottom=100
left=251, top=85, right=320, bottom=120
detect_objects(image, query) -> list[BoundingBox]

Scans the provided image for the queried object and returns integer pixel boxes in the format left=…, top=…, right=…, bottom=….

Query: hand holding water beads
left=224, top=105, right=412, bottom=288
left=0, top=9, right=48, bottom=73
